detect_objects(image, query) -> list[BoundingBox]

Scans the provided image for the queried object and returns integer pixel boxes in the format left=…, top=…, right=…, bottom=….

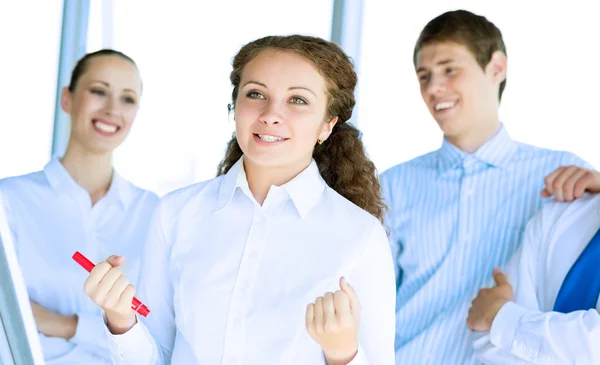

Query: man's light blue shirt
left=381, top=126, right=589, bottom=364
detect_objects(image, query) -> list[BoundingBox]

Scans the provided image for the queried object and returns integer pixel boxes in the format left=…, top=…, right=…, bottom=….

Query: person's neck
left=60, top=142, right=113, bottom=206
left=244, top=156, right=311, bottom=206
left=446, top=119, right=501, bottom=154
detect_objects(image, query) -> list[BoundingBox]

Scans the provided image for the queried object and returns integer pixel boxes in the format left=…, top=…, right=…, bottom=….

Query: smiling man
left=379, top=9, right=595, bottom=364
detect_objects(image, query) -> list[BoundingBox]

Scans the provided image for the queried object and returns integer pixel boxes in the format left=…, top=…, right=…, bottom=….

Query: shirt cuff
left=101, top=312, right=156, bottom=363
left=347, top=343, right=369, bottom=365
left=490, top=301, right=528, bottom=349
left=70, top=311, right=106, bottom=345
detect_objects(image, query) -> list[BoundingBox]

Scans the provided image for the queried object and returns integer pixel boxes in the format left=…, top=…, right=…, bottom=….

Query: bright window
left=0, top=1, right=62, bottom=178
left=357, top=2, right=600, bottom=172
left=88, top=1, right=334, bottom=195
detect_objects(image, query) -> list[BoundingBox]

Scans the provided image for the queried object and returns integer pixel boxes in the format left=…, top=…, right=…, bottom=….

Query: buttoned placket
left=221, top=188, right=279, bottom=365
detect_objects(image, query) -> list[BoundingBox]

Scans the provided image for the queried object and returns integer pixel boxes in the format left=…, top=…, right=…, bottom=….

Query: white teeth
left=258, top=134, right=284, bottom=142
left=94, top=121, right=118, bottom=133
left=435, top=101, right=455, bottom=111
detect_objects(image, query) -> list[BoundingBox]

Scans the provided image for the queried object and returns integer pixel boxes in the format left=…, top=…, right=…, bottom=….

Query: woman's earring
left=317, top=139, right=324, bottom=145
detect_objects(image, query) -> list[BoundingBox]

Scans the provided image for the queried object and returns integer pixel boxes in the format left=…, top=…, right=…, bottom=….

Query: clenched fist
left=83, top=255, right=137, bottom=334
left=306, top=277, right=360, bottom=365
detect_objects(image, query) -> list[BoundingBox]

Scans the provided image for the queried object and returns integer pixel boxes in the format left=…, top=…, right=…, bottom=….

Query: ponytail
left=313, top=122, right=386, bottom=223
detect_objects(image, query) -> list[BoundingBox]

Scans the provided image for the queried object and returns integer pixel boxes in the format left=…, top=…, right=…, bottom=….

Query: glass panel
left=0, top=1, right=62, bottom=178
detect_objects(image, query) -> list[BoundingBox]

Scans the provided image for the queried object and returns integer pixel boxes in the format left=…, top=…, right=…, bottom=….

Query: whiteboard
left=0, top=191, right=45, bottom=365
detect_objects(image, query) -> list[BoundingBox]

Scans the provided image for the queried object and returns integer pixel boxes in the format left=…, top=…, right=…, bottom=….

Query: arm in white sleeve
left=66, top=309, right=113, bottom=360
left=475, top=203, right=600, bottom=364
left=107, top=199, right=177, bottom=365
left=474, top=207, right=544, bottom=364
left=485, top=301, right=600, bottom=364
left=346, top=220, right=396, bottom=365
left=1, top=184, right=113, bottom=362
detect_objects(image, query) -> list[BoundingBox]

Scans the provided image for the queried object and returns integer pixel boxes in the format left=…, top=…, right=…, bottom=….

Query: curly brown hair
left=216, top=34, right=386, bottom=223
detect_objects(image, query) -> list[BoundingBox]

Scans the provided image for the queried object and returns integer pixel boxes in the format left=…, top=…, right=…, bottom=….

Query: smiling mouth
left=255, top=133, right=287, bottom=142
left=93, top=119, right=120, bottom=134
left=434, top=101, right=457, bottom=112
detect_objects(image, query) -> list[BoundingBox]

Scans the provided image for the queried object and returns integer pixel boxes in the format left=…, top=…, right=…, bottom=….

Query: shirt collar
left=104, top=172, right=131, bottom=209
left=437, top=124, right=517, bottom=175
left=214, top=157, right=326, bottom=218
left=43, top=157, right=130, bottom=209
left=281, top=160, right=325, bottom=218
left=214, top=158, right=245, bottom=214
left=437, top=138, right=466, bottom=175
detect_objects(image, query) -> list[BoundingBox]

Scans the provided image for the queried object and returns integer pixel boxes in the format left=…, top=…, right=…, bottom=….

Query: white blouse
left=107, top=158, right=396, bottom=364
left=0, top=158, right=158, bottom=364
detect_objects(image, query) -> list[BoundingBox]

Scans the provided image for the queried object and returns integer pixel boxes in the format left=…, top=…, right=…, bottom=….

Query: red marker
left=72, top=251, right=150, bottom=317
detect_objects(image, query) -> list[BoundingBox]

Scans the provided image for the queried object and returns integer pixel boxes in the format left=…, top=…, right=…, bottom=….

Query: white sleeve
left=478, top=302, right=600, bottom=364
left=474, top=204, right=600, bottom=364
left=346, top=220, right=396, bottom=365
left=107, top=199, right=176, bottom=364
left=473, top=207, right=543, bottom=364
left=68, top=309, right=112, bottom=360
